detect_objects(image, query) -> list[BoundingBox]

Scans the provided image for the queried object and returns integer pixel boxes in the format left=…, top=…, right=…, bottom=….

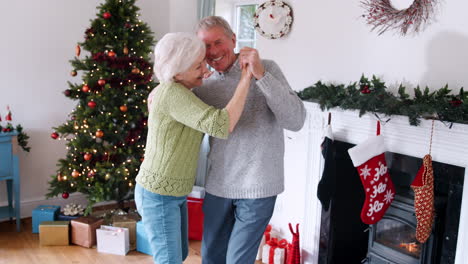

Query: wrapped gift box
left=187, top=196, right=204, bottom=240
left=136, top=220, right=153, bottom=255
left=112, top=215, right=137, bottom=250
left=188, top=185, right=205, bottom=199
left=96, top=225, right=129, bottom=256
left=256, top=225, right=280, bottom=260
left=262, top=238, right=288, bottom=264
left=39, top=221, right=70, bottom=246
left=58, top=214, right=82, bottom=221
left=71, top=216, right=104, bottom=248
left=32, top=205, right=60, bottom=233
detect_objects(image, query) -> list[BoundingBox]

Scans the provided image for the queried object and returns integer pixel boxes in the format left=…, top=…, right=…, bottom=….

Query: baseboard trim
left=0, top=193, right=88, bottom=221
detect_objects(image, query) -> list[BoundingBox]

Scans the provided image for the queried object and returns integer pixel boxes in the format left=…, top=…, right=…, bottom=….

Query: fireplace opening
left=318, top=141, right=465, bottom=264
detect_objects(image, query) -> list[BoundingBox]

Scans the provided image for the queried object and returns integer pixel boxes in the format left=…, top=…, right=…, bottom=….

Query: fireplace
left=367, top=196, right=434, bottom=264
left=295, top=102, right=468, bottom=264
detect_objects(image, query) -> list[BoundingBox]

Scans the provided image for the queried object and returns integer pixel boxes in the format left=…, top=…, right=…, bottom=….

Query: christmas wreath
left=362, top=0, right=438, bottom=35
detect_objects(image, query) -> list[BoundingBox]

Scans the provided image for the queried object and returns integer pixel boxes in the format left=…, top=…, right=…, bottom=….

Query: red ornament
left=120, top=105, right=128, bottom=112
left=51, top=132, right=59, bottom=139
left=97, top=79, right=106, bottom=86
left=108, top=51, right=116, bottom=57
left=95, top=130, right=104, bottom=138
left=5, top=106, right=12, bottom=121
left=88, top=101, right=97, bottom=109
left=64, top=89, right=72, bottom=96
left=62, top=192, right=69, bottom=199
left=103, top=12, right=111, bottom=19
left=82, top=84, right=90, bottom=93
left=84, top=153, right=92, bottom=161
left=87, top=171, right=96, bottom=178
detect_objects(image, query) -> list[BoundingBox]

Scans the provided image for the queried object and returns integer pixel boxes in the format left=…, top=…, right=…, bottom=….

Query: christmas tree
left=47, top=0, right=157, bottom=213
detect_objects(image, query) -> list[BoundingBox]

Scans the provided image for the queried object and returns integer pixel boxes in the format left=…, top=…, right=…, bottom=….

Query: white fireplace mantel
left=270, top=102, right=468, bottom=264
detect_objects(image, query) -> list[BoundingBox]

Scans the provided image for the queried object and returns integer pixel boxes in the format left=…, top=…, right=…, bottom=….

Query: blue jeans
left=134, top=184, right=188, bottom=264
left=201, top=193, right=277, bottom=264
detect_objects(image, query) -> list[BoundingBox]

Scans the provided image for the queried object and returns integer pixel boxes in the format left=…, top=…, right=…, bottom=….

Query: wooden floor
left=0, top=218, right=201, bottom=264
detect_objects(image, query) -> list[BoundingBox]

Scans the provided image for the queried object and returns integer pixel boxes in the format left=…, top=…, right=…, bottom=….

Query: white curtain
left=198, top=0, right=216, bottom=19
left=194, top=0, right=216, bottom=189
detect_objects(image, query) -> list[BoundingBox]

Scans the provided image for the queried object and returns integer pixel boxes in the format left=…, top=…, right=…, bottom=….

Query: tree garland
left=362, top=0, right=438, bottom=35
left=297, top=75, right=467, bottom=126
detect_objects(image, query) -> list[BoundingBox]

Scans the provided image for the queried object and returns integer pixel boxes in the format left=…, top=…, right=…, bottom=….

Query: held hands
left=241, top=65, right=253, bottom=82
left=239, top=47, right=265, bottom=80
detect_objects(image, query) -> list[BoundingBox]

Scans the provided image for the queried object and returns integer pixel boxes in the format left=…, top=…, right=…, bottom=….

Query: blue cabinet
left=0, top=132, right=21, bottom=231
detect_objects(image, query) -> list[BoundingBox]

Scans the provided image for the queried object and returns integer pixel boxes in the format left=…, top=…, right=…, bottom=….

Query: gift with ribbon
left=262, top=237, right=288, bottom=264
left=257, top=224, right=280, bottom=260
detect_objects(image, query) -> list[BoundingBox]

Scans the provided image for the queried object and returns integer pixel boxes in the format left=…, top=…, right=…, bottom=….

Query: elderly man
left=194, top=16, right=306, bottom=264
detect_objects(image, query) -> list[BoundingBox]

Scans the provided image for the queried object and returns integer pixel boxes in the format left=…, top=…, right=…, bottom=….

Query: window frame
left=231, top=0, right=259, bottom=52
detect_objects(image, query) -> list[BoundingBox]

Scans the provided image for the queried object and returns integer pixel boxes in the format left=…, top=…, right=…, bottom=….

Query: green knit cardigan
left=136, top=82, right=229, bottom=196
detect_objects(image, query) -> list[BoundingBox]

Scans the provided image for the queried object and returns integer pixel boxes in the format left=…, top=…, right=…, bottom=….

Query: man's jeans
left=201, top=193, right=277, bottom=264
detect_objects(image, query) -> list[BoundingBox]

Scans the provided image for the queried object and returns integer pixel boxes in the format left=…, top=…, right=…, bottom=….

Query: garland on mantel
left=297, top=75, right=467, bottom=126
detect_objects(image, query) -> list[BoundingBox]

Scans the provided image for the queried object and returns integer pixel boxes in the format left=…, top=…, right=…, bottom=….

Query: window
left=234, top=4, right=257, bottom=52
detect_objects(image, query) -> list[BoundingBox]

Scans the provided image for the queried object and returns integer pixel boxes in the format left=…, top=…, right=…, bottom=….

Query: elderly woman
left=134, top=32, right=252, bottom=264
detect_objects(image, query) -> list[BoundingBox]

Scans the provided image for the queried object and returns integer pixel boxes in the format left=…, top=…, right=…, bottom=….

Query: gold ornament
left=71, top=170, right=80, bottom=178
left=75, top=45, right=81, bottom=57
left=105, top=173, right=111, bottom=180
left=70, top=70, right=77, bottom=76
left=131, top=68, right=140, bottom=74
left=123, top=46, right=129, bottom=55
left=95, top=130, right=104, bottom=138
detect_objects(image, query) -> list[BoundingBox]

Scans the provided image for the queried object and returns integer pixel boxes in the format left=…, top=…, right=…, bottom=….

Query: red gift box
left=187, top=197, right=204, bottom=240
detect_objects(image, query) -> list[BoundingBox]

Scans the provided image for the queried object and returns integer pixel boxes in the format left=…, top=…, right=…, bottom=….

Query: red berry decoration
left=51, top=132, right=59, bottom=139
left=64, top=89, right=72, bottom=96
left=450, top=99, right=463, bottom=107
left=108, top=51, right=116, bottom=57
left=97, top=79, right=106, bottom=86
left=84, top=153, right=92, bottom=161
left=82, top=84, right=90, bottom=93
left=103, top=12, right=111, bottom=19
left=62, top=192, right=69, bottom=199
left=88, top=101, right=97, bottom=108
left=361, top=86, right=371, bottom=94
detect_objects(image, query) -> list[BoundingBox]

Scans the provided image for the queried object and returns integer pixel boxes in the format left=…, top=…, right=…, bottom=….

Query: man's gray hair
left=153, top=32, right=205, bottom=83
left=196, top=16, right=234, bottom=37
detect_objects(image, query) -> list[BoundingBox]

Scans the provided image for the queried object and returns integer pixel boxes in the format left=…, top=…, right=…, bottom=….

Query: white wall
left=3, top=0, right=467, bottom=219
left=0, top=0, right=198, bottom=218
left=256, top=0, right=468, bottom=92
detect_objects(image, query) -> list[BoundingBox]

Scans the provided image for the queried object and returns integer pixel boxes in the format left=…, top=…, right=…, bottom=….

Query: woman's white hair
left=153, top=32, right=206, bottom=83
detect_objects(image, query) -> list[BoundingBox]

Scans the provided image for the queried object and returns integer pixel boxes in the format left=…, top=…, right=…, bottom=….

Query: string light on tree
left=47, top=0, right=158, bottom=213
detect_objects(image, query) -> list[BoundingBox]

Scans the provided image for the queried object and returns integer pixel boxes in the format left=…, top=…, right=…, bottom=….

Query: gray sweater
left=193, top=58, right=306, bottom=199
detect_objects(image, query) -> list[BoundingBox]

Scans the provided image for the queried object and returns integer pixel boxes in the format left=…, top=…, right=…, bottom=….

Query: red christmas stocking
left=411, top=154, right=435, bottom=243
left=348, top=122, right=395, bottom=225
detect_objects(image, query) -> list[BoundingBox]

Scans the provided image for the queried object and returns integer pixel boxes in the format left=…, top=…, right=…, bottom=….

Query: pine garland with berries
left=297, top=75, right=468, bottom=126
left=0, top=106, right=31, bottom=152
